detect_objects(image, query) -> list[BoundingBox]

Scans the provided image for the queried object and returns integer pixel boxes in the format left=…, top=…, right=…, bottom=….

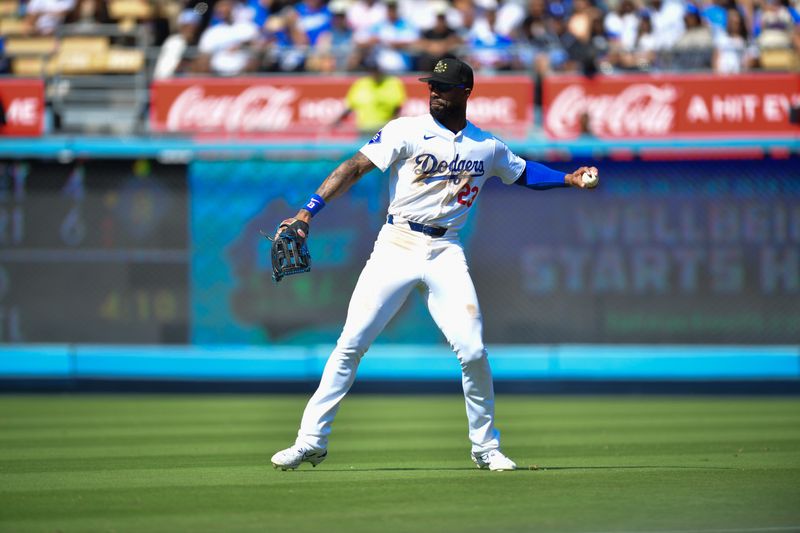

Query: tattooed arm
left=294, top=152, right=377, bottom=223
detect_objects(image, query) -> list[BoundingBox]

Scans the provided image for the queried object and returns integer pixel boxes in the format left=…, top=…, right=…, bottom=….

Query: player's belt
left=387, top=215, right=447, bottom=237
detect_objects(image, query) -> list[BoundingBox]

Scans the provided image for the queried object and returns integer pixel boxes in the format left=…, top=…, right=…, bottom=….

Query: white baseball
left=581, top=171, right=598, bottom=187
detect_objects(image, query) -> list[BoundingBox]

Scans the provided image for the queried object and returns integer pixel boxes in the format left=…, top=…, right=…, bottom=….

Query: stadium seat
left=157, top=0, right=181, bottom=23
left=0, top=0, right=18, bottom=16
left=53, top=36, right=110, bottom=74
left=59, top=35, right=110, bottom=52
left=109, top=0, right=153, bottom=18
left=3, top=36, right=57, bottom=55
left=11, top=56, right=48, bottom=76
left=109, top=0, right=153, bottom=32
left=4, top=36, right=56, bottom=76
left=0, top=16, right=28, bottom=36
left=106, top=48, right=145, bottom=73
left=760, top=48, right=799, bottom=71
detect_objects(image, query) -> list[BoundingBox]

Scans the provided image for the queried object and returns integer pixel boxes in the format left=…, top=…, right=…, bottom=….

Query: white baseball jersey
left=359, top=114, right=526, bottom=231
left=292, top=114, right=523, bottom=457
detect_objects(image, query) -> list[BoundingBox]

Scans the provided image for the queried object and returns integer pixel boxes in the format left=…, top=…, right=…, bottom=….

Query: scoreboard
left=0, top=160, right=188, bottom=343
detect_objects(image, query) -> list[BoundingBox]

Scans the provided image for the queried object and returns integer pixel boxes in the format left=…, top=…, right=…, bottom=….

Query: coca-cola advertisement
left=0, top=79, right=44, bottom=137
left=543, top=73, right=800, bottom=139
left=150, top=75, right=533, bottom=139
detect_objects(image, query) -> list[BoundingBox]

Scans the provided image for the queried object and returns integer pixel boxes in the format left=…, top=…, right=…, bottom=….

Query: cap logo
left=433, top=61, right=448, bottom=73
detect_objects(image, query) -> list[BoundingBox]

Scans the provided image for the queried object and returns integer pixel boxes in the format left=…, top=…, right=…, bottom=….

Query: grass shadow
left=526, top=465, right=735, bottom=471
left=284, top=464, right=735, bottom=472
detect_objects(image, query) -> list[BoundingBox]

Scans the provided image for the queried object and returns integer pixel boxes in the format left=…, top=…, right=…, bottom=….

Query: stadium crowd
left=2, top=0, right=799, bottom=77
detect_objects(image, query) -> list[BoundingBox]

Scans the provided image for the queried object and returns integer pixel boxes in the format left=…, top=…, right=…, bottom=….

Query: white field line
left=586, top=527, right=800, bottom=533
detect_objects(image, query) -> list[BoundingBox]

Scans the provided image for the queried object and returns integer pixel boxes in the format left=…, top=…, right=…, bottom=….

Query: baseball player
left=271, top=57, right=599, bottom=472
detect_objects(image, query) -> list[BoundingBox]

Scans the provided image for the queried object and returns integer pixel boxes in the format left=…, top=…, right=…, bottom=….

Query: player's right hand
left=566, top=166, right=599, bottom=189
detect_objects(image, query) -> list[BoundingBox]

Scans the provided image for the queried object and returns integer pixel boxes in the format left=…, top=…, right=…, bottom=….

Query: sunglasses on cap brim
left=427, top=81, right=466, bottom=92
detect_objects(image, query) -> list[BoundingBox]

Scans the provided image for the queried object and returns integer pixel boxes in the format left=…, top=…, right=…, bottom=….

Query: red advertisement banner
left=0, top=79, right=44, bottom=137
left=150, top=75, right=534, bottom=139
left=543, top=73, right=800, bottom=139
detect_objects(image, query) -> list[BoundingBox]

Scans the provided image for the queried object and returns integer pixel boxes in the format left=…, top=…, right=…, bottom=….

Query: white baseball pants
left=294, top=221, right=501, bottom=454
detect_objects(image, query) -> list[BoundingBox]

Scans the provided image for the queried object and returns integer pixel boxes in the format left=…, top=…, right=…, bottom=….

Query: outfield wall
left=0, top=344, right=798, bottom=382
left=1, top=136, right=799, bottom=388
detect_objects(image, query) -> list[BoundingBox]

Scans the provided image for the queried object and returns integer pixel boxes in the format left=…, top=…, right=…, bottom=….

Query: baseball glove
left=265, top=218, right=311, bottom=283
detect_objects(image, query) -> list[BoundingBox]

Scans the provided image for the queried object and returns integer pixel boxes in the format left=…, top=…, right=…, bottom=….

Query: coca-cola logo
left=546, top=83, right=677, bottom=138
left=165, top=85, right=298, bottom=132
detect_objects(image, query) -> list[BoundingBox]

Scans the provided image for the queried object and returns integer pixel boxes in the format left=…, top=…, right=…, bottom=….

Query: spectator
left=564, top=0, right=604, bottom=74
left=568, top=0, right=601, bottom=44
left=714, top=7, right=758, bottom=72
left=795, top=1, right=800, bottom=57
left=154, top=9, right=202, bottom=79
left=415, top=2, right=463, bottom=72
left=399, top=0, right=439, bottom=31
left=274, top=0, right=333, bottom=71
left=752, top=0, right=800, bottom=68
left=645, top=0, right=686, bottom=50
left=24, top=0, right=76, bottom=35
left=261, top=8, right=308, bottom=71
left=671, top=3, right=715, bottom=68
left=589, top=10, right=613, bottom=72
left=347, top=0, right=388, bottom=39
left=466, top=0, right=517, bottom=71
left=754, top=0, right=797, bottom=50
left=205, top=0, right=256, bottom=25
left=547, top=8, right=584, bottom=72
left=195, top=0, right=262, bottom=76
left=517, top=0, right=566, bottom=76
left=292, top=0, right=333, bottom=46
left=181, top=0, right=214, bottom=35
left=236, top=0, right=276, bottom=26
left=520, top=0, right=557, bottom=49
left=64, top=0, right=111, bottom=27
left=619, top=13, right=659, bottom=69
left=447, top=0, right=477, bottom=32
left=330, top=53, right=406, bottom=136
left=702, top=0, right=733, bottom=38
left=360, top=0, right=419, bottom=72
left=308, top=0, right=356, bottom=72
left=675, top=4, right=715, bottom=48
left=495, top=0, right=528, bottom=38
left=605, top=0, right=641, bottom=55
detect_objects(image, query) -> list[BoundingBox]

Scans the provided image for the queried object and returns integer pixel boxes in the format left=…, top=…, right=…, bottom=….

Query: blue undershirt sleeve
left=514, top=161, right=569, bottom=190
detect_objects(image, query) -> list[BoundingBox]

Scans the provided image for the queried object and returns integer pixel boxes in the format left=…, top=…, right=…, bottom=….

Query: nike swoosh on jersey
left=423, top=134, right=435, bottom=140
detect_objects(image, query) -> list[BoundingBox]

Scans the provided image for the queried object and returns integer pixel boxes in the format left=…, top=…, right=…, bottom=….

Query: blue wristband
left=303, top=194, right=326, bottom=217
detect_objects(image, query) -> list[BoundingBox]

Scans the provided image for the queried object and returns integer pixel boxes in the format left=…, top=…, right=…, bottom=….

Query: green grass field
left=1, top=394, right=799, bottom=533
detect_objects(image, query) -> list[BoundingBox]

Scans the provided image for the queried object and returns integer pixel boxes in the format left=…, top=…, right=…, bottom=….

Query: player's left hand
left=566, top=166, right=599, bottom=189
left=266, top=218, right=312, bottom=283
left=273, top=218, right=308, bottom=241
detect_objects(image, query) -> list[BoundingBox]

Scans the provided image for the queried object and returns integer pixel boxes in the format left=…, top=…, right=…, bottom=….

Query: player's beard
left=429, top=97, right=465, bottom=123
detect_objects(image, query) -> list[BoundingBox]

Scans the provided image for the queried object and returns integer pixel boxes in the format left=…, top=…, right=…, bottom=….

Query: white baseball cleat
left=271, top=446, right=328, bottom=471
left=471, top=449, right=517, bottom=471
